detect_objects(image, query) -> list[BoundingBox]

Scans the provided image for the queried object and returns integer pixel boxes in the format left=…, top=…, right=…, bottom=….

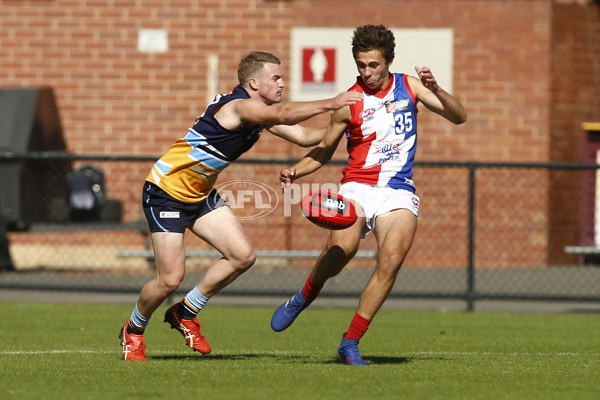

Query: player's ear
left=249, top=78, right=259, bottom=91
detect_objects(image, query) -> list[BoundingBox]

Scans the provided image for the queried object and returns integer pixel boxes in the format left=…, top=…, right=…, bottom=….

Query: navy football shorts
left=142, top=181, right=227, bottom=233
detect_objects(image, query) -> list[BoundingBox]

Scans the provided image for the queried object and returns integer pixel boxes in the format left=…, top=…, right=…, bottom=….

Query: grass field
left=0, top=302, right=599, bottom=400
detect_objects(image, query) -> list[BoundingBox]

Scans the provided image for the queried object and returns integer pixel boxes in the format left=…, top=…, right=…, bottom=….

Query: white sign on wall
left=138, top=29, right=169, bottom=53
left=290, top=27, right=454, bottom=102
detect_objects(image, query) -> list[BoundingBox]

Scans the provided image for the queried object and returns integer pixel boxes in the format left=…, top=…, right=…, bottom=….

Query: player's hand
left=415, top=66, right=439, bottom=92
left=330, top=91, right=363, bottom=110
left=279, top=167, right=296, bottom=191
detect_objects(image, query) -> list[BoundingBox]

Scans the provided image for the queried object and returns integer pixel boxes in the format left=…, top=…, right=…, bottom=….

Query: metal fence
left=0, top=152, right=599, bottom=310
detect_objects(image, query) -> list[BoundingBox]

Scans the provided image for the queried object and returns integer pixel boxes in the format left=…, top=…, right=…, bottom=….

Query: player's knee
left=381, top=264, right=402, bottom=280
left=324, top=228, right=360, bottom=264
left=240, top=250, right=256, bottom=270
left=376, top=254, right=406, bottom=278
left=232, top=248, right=256, bottom=271
left=315, top=244, right=356, bottom=280
left=158, top=274, right=184, bottom=295
left=328, top=242, right=358, bottom=263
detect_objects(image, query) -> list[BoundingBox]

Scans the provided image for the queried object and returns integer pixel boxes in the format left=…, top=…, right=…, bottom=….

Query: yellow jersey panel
left=145, top=85, right=264, bottom=203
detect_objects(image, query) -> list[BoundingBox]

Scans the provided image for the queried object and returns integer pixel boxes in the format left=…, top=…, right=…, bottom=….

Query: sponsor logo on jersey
left=372, top=141, right=401, bottom=156
left=385, top=99, right=410, bottom=113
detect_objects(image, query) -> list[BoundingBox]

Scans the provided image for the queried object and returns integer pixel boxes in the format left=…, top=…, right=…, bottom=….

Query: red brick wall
left=2, top=0, right=596, bottom=160
left=1, top=0, right=599, bottom=269
left=548, top=2, right=600, bottom=263
left=551, top=3, right=600, bottom=163
left=0, top=0, right=561, bottom=161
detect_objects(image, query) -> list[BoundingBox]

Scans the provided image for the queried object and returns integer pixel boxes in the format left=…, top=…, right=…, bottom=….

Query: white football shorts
left=338, top=181, right=420, bottom=238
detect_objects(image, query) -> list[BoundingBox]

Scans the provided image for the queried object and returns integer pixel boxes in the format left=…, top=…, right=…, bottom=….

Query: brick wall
left=0, top=0, right=564, bottom=161
left=549, top=3, right=600, bottom=264
left=551, top=2, right=600, bottom=164
left=1, top=0, right=599, bottom=269
left=2, top=0, right=597, bottom=159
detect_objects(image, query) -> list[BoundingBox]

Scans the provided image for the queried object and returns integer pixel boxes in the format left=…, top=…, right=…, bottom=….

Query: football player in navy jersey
left=119, top=51, right=362, bottom=361
left=272, top=25, right=467, bottom=366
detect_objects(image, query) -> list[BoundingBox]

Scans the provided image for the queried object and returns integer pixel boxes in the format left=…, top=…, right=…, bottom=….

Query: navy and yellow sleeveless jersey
left=146, top=85, right=264, bottom=202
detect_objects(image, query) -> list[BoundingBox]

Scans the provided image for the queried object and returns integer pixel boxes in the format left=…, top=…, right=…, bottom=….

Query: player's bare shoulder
left=226, top=96, right=276, bottom=128
left=213, top=98, right=246, bottom=130
left=405, top=74, right=427, bottom=96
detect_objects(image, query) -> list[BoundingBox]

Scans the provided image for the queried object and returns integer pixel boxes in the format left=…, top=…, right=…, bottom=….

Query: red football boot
left=119, top=321, right=147, bottom=361
left=164, top=304, right=212, bottom=354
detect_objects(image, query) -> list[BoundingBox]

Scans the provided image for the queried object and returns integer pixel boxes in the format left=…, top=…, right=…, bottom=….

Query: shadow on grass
left=324, top=355, right=411, bottom=365
left=150, top=353, right=260, bottom=361
left=150, top=352, right=425, bottom=365
left=149, top=352, right=313, bottom=362
left=325, top=354, right=449, bottom=365
left=364, top=355, right=411, bottom=365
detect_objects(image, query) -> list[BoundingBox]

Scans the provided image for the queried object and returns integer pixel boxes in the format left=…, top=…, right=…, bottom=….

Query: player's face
left=354, top=50, right=391, bottom=92
left=257, top=63, right=285, bottom=105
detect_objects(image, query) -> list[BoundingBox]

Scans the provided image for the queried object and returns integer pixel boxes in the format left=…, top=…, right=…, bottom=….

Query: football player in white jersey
left=271, top=25, right=467, bottom=366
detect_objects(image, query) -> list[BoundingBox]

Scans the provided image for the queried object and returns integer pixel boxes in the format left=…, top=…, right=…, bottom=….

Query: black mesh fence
left=0, top=152, right=599, bottom=310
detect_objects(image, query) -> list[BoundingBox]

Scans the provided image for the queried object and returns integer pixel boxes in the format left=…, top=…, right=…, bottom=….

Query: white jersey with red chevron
left=341, top=73, right=418, bottom=193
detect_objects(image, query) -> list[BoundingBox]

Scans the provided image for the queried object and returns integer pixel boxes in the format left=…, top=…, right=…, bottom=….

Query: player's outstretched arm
left=266, top=124, right=329, bottom=147
left=239, top=91, right=362, bottom=127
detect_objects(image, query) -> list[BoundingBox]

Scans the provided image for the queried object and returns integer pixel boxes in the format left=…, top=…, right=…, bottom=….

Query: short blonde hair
left=237, top=51, right=281, bottom=85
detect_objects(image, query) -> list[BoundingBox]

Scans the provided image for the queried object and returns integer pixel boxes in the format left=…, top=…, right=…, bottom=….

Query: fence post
left=466, top=163, right=476, bottom=311
left=0, top=200, right=14, bottom=272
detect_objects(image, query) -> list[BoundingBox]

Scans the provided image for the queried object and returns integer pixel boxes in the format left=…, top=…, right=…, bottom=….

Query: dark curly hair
left=351, top=25, right=395, bottom=64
